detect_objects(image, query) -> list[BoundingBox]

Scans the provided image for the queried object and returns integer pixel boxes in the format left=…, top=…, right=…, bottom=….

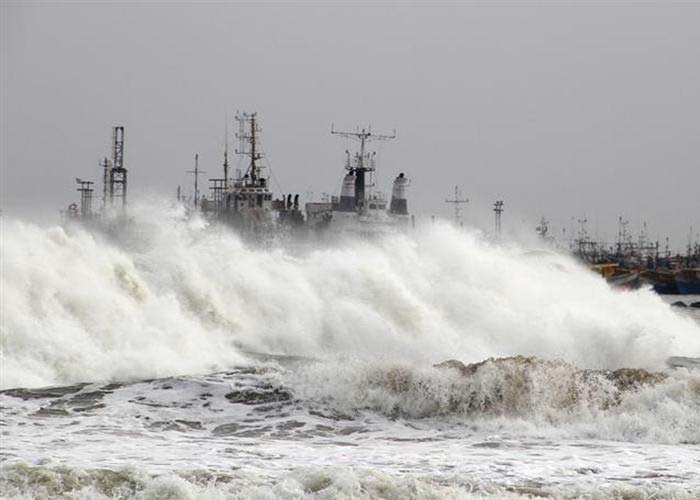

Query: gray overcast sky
left=2, top=2, right=699, bottom=249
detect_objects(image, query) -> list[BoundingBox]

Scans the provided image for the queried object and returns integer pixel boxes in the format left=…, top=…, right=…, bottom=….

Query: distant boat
left=591, top=263, right=642, bottom=290
left=606, top=270, right=642, bottom=289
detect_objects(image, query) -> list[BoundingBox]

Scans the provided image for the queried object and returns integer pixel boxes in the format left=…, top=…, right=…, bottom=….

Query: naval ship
left=198, top=111, right=412, bottom=239
left=63, top=113, right=412, bottom=241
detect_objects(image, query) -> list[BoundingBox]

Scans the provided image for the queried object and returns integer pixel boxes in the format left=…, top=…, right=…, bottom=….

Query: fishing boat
left=591, top=263, right=642, bottom=290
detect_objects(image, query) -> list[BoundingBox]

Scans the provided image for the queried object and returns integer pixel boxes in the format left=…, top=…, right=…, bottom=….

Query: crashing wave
left=292, top=355, right=700, bottom=443
left=2, top=200, right=700, bottom=390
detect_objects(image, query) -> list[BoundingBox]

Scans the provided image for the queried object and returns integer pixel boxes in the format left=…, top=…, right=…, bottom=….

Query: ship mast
left=223, top=116, right=229, bottom=188
left=445, top=185, right=469, bottom=226
left=235, top=111, right=264, bottom=184
left=108, top=126, right=127, bottom=209
left=186, top=153, right=206, bottom=208
left=493, top=200, right=504, bottom=238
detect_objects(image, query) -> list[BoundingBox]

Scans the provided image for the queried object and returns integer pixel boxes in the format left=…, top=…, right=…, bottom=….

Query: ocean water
left=1, top=201, right=699, bottom=500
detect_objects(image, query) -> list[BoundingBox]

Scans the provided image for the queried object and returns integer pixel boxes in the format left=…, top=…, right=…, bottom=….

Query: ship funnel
left=389, top=172, right=409, bottom=215
left=337, top=171, right=356, bottom=212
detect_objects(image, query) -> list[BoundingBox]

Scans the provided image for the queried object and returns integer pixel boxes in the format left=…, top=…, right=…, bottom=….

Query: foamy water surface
left=1, top=202, right=699, bottom=499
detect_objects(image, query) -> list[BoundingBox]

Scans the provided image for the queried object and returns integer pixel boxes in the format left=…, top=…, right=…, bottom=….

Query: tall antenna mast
left=186, top=153, right=207, bottom=208
left=689, top=226, right=695, bottom=259
left=76, top=178, right=95, bottom=217
left=639, top=221, right=649, bottom=247
left=235, top=111, right=264, bottom=183
left=493, top=200, right=504, bottom=238
left=576, top=216, right=589, bottom=255
left=444, top=185, right=469, bottom=226
left=100, top=156, right=110, bottom=210
left=109, top=126, right=127, bottom=208
left=616, top=216, right=630, bottom=255
left=577, top=217, right=589, bottom=240
left=223, top=114, right=229, bottom=188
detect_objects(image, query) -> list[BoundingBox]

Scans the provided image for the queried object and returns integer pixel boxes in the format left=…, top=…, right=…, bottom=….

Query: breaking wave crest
left=291, top=356, right=700, bottom=444
left=1, top=199, right=699, bottom=390
left=3, top=355, right=699, bottom=445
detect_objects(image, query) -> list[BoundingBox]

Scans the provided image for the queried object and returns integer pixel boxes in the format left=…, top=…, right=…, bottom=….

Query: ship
left=567, top=217, right=700, bottom=295
left=61, top=117, right=698, bottom=285
left=64, top=114, right=412, bottom=242
left=62, top=126, right=133, bottom=235
left=197, top=112, right=412, bottom=239
left=199, top=112, right=301, bottom=239
left=590, top=263, right=642, bottom=290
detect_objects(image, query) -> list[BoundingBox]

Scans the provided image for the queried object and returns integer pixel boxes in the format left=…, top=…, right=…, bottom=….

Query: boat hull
left=640, top=270, right=679, bottom=295
left=675, top=269, right=700, bottom=295
left=676, top=280, right=700, bottom=294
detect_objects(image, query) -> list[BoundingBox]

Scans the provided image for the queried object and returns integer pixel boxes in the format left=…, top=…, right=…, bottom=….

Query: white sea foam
left=2, top=199, right=699, bottom=389
left=1, top=463, right=697, bottom=500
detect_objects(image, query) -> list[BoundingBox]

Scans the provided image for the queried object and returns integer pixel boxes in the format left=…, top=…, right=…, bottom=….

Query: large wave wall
left=2, top=200, right=699, bottom=389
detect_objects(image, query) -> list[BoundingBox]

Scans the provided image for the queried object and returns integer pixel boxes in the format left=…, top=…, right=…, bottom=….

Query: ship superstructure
left=305, top=126, right=411, bottom=236
left=194, top=114, right=410, bottom=238
left=200, top=112, right=302, bottom=235
left=65, top=114, right=412, bottom=240
left=63, top=125, right=128, bottom=224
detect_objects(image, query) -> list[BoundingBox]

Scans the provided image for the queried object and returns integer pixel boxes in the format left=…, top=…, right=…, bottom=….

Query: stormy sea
left=2, top=201, right=699, bottom=500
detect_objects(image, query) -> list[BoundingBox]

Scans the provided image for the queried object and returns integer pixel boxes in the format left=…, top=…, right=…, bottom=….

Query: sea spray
left=2, top=198, right=699, bottom=389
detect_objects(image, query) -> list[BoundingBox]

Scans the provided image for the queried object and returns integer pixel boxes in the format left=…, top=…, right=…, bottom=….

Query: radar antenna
left=108, top=126, right=127, bottom=208
left=223, top=114, right=229, bottom=188
left=445, top=185, right=469, bottom=227
left=331, top=124, right=396, bottom=210
left=330, top=125, right=396, bottom=172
